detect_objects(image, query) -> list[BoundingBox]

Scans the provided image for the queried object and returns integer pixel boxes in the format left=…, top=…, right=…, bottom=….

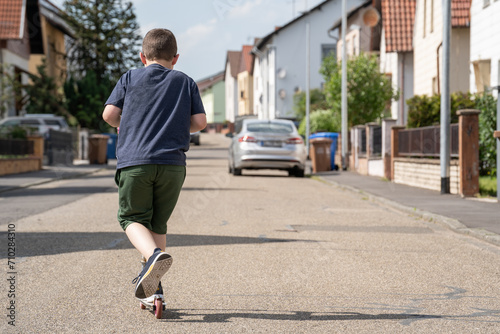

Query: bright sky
left=51, top=0, right=325, bottom=81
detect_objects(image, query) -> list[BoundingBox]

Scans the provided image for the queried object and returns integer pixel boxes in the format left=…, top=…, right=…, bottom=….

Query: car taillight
left=286, top=137, right=303, bottom=144
left=238, top=135, right=257, bottom=143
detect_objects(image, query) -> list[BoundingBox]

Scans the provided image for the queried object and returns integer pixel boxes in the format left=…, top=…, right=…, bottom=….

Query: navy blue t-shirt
left=105, top=64, right=205, bottom=169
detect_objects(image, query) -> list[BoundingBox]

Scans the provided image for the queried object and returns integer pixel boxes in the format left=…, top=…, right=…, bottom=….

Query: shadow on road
left=0, top=232, right=309, bottom=258
left=161, top=308, right=441, bottom=323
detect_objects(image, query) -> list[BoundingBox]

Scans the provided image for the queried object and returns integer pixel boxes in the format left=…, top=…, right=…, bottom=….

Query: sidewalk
left=0, top=160, right=113, bottom=193
left=315, top=170, right=500, bottom=246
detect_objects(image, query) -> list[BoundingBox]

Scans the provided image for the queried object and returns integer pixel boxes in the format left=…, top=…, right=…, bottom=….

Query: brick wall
left=393, top=158, right=459, bottom=194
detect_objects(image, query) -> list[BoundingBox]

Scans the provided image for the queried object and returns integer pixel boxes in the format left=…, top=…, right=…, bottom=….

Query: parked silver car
left=0, top=114, right=69, bottom=136
left=228, top=119, right=307, bottom=177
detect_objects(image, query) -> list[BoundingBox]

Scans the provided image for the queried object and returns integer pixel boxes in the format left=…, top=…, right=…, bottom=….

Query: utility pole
left=440, top=0, right=451, bottom=194
left=341, top=0, right=348, bottom=170
left=306, top=21, right=311, bottom=157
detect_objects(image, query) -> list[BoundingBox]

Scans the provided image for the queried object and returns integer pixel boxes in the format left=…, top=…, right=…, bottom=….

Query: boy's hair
left=142, top=29, right=177, bottom=61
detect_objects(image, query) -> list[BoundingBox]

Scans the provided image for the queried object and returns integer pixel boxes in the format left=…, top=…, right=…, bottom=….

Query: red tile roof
left=382, top=0, right=416, bottom=53
left=451, top=0, right=471, bottom=27
left=226, top=51, right=241, bottom=79
left=239, top=45, right=254, bottom=74
left=0, top=0, right=24, bottom=40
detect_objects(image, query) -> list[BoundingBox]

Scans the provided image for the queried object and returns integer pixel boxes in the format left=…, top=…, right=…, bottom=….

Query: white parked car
left=0, top=114, right=70, bottom=136
left=228, top=119, right=307, bottom=177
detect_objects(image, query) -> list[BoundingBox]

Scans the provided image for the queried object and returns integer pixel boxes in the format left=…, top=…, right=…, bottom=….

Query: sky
left=50, top=0, right=326, bottom=81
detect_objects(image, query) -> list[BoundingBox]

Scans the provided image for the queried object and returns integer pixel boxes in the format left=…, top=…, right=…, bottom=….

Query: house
left=469, top=0, right=500, bottom=96
left=237, top=45, right=254, bottom=116
left=330, top=0, right=382, bottom=60
left=412, top=0, right=471, bottom=97
left=379, top=0, right=416, bottom=124
left=252, top=0, right=366, bottom=120
left=197, top=70, right=226, bottom=133
left=0, top=0, right=71, bottom=118
left=224, top=50, right=241, bottom=125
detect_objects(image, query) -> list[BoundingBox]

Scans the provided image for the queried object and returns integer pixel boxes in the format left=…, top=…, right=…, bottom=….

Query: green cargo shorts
left=114, top=164, right=186, bottom=234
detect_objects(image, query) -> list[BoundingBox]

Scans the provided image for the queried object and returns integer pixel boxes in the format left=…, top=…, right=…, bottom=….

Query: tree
left=64, top=71, right=112, bottom=132
left=320, top=53, right=397, bottom=127
left=24, top=60, right=67, bottom=117
left=293, top=88, right=329, bottom=121
left=62, top=0, right=142, bottom=84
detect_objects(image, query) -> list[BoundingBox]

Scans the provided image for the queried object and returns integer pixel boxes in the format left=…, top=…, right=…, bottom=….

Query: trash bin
left=309, top=137, right=332, bottom=173
left=88, top=134, right=110, bottom=164
left=310, top=132, right=339, bottom=170
left=103, top=133, right=117, bottom=160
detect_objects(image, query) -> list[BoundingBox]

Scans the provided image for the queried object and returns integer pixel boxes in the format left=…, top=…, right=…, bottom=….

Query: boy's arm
left=102, top=104, right=122, bottom=127
left=190, top=113, right=207, bottom=133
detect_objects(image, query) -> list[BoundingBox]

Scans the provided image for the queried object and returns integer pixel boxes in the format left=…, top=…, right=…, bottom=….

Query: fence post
left=457, top=109, right=481, bottom=197
left=27, top=135, right=44, bottom=170
left=390, top=125, right=406, bottom=181
left=383, top=119, right=397, bottom=180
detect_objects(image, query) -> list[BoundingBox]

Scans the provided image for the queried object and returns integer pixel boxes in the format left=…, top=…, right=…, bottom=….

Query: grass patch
left=479, top=176, right=497, bottom=197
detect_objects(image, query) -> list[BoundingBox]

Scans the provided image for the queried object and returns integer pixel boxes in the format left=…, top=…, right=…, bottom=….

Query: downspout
left=436, top=42, right=442, bottom=94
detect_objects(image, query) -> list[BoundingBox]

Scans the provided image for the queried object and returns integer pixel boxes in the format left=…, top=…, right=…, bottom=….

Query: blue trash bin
left=103, top=133, right=117, bottom=160
left=309, top=132, right=339, bottom=170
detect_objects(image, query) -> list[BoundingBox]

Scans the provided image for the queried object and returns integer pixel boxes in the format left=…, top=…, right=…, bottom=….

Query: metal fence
left=398, top=124, right=459, bottom=158
left=0, top=139, right=34, bottom=156
left=45, top=129, right=74, bottom=165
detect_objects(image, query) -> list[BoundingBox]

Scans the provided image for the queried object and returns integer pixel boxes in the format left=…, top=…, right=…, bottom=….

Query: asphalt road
left=1, top=133, right=500, bottom=333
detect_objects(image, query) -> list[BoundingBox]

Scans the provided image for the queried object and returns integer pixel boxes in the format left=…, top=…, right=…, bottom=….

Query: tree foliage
left=62, top=0, right=142, bottom=130
left=320, top=53, right=397, bottom=127
left=64, top=71, right=113, bottom=132
left=24, top=60, right=66, bottom=117
left=298, top=109, right=341, bottom=137
left=293, top=88, right=329, bottom=121
left=62, top=0, right=142, bottom=84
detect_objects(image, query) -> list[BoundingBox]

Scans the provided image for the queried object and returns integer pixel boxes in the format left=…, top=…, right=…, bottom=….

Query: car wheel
left=294, top=169, right=305, bottom=178
left=233, top=168, right=242, bottom=176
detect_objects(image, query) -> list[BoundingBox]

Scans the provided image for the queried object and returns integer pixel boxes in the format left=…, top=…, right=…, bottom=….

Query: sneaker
left=132, top=248, right=172, bottom=299
left=140, top=282, right=164, bottom=304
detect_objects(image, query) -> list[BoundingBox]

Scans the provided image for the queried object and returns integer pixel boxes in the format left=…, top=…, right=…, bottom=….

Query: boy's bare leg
left=151, top=231, right=167, bottom=251
left=126, top=223, right=164, bottom=260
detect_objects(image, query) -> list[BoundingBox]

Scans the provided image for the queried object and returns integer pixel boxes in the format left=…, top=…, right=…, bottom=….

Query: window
left=423, top=0, right=427, bottom=37
left=473, top=60, right=491, bottom=93
left=321, top=44, right=336, bottom=60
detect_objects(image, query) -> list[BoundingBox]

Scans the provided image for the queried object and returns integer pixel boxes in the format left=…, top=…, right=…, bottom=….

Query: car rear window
left=246, top=122, right=293, bottom=134
left=20, top=119, right=42, bottom=125
left=44, top=119, right=62, bottom=126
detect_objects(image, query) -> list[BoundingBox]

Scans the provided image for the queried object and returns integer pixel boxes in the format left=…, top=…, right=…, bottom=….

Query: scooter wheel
left=154, top=298, right=163, bottom=319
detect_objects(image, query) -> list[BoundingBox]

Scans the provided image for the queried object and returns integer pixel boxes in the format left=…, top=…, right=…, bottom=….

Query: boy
left=103, top=28, right=206, bottom=300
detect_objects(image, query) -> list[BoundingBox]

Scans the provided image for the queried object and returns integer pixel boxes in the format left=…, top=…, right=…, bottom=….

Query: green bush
left=406, top=92, right=475, bottom=128
left=476, top=93, right=497, bottom=177
left=298, top=109, right=340, bottom=137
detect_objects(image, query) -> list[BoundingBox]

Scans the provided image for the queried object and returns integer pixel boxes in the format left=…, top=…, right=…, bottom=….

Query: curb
left=0, top=168, right=106, bottom=194
left=314, top=176, right=500, bottom=248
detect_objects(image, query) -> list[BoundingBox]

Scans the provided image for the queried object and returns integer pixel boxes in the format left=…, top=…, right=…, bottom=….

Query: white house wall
left=257, top=0, right=365, bottom=120
left=413, top=0, right=470, bottom=96
left=379, top=30, right=400, bottom=120
left=470, top=0, right=500, bottom=97
left=224, top=62, right=238, bottom=123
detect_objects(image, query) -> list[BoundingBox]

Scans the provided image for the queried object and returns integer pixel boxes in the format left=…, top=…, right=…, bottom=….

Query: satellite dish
left=278, top=68, right=287, bottom=79
left=362, top=8, right=380, bottom=27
